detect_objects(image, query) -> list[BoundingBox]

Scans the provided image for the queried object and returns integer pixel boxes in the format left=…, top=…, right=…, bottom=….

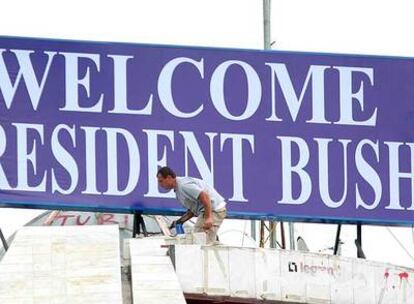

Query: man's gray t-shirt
left=175, top=177, right=226, bottom=216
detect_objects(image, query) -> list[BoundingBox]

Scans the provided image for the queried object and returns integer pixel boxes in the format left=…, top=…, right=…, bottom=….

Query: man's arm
left=178, top=210, right=195, bottom=223
left=170, top=210, right=195, bottom=229
left=198, top=191, right=213, bottom=230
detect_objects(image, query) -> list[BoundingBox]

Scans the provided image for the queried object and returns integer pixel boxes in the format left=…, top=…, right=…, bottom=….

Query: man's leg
left=193, top=209, right=226, bottom=244
left=193, top=214, right=205, bottom=233
left=208, top=209, right=226, bottom=244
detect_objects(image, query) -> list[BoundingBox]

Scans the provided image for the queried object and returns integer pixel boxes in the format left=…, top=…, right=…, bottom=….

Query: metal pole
left=250, top=220, right=256, bottom=241
left=133, top=213, right=138, bottom=238
left=356, top=224, right=365, bottom=258
left=280, top=222, right=286, bottom=249
left=289, top=222, right=295, bottom=250
left=269, top=221, right=277, bottom=248
left=259, top=220, right=265, bottom=248
left=263, top=0, right=271, bottom=50
left=334, top=224, right=342, bottom=255
left=0, top=228, right=8, bottom=251
left=133, top=212, right=148, bottom=238
left=357, top=224, right=362, bottom=245
left=252, top=1, right=272, bottom=244
left=263, top=0, right=279, bottom=249
left=357, top=224, right=362, bottom=243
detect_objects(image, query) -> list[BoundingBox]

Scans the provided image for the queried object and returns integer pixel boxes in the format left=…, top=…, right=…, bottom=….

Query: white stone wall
left=175, top=245, right=414, bottom=303
left=0, top=225, right=123, bottom=304
left=129, top=238, right=186, bottom=304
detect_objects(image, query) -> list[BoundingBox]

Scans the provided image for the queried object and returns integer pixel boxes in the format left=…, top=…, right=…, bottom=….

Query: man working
left=157, top=166, right=227, bottom=245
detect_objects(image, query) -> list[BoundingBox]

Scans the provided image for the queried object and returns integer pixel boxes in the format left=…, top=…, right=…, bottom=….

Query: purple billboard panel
left=1, top=36, right=414, bottom=225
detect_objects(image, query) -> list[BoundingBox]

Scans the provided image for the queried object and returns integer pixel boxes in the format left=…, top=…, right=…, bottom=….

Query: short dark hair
left=157, top=166, right=176, bottom=178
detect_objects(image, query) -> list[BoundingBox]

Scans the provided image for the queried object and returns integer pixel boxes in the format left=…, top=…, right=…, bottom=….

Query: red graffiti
left=124, top=214, right=129, bottom=226
left=384, top=271, right=389, bottom=278
left=47, top=213, right=130, bottom=226
left=97, top=214, right=118, bottom=225
left=398, top=272, right=409, bottom=280
left=54, top=214, right=75, bottom=226
left=76, top=215, right=91, bottom=225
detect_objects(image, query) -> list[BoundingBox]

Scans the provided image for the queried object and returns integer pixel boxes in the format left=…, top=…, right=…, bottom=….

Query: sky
left=0, top=0, right=414, bottom=267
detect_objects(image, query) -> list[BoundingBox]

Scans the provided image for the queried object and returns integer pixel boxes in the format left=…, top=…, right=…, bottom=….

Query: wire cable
left=386, top=227, right=414, bottom=263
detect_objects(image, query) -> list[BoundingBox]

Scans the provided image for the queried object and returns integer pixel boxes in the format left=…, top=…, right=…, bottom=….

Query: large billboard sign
left=1, top=36, right=414, bottom=225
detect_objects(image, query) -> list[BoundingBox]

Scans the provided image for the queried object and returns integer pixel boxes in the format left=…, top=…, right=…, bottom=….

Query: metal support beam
left=132, top=212, right=148, bottom=238
left=357, top=224, right=362, bottom=246
left=288, top=222, right=295, bottom=250
left=250, top=220, right=256, bottom=241
left=334, top=224, right=342, bottom=255
left=280, top=222, right=286, bottom=249
left=356, top=224, right=366, bottom=259
left=263, top=0, right=271, bottom=50
left=263, top=0, right=280, bottom=249
left=0, top=228, right=8, bottom=251
left=269, top=221, right=277, bottom=248
left=259, top=220, right=265, bottom=248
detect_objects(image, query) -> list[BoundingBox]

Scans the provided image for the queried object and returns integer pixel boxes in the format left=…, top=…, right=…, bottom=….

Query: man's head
left=157, top=166, right=176, bottom=190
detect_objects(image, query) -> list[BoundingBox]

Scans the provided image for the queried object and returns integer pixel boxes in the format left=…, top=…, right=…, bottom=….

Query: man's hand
left=203, top=217, right=213, bottom=230
left=169, top=210, right=195, bottom=230
left=169, top=220, right=178, bottom=229
left=169, top=220, right=183, bottom=229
